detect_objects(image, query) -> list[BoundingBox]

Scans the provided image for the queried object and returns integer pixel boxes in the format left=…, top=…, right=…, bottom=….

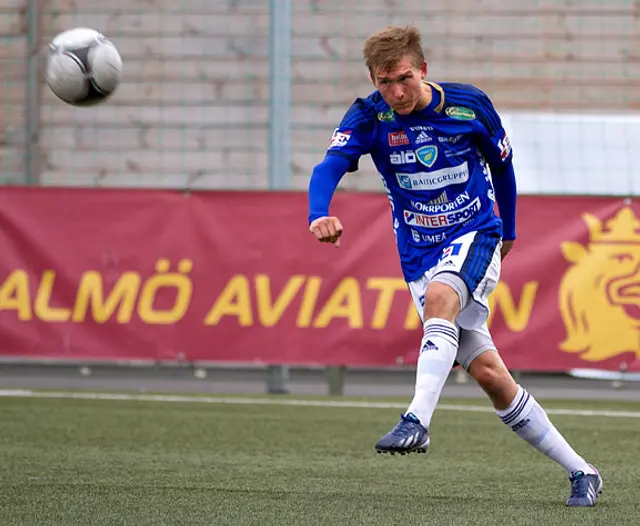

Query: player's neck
left=414, top=82, right=433, bottom=111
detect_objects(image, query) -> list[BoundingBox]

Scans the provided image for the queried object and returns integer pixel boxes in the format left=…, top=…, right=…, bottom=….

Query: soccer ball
left=45, top=28, right=122, bottom=106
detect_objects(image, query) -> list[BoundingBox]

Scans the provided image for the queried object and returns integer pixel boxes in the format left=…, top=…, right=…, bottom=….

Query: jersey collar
left=423, top=81, right=445, bottom=113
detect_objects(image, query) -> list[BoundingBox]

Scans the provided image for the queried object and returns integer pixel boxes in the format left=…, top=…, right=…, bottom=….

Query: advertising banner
left=0, top=188, right=638, bottom=372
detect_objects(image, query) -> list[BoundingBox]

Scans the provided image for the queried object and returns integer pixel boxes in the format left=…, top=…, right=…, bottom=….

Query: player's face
left=371, top=57, right=427, bottom=115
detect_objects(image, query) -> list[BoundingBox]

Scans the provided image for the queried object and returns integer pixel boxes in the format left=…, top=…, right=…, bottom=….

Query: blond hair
left=363, top=26, right=425, bottom=74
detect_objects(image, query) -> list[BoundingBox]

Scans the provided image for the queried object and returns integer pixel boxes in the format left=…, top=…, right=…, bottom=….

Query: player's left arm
left=471, top=91, right=517, bottom=259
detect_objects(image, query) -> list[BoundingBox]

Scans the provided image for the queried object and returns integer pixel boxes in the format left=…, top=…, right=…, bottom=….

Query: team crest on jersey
left=377, top=109, right=395, bottom=122
left=445, top=106, right=476, bottom=120
left=416, top=145, right=438, bottom=168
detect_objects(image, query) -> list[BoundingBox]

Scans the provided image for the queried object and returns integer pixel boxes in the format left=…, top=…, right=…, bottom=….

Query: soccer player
left=307, top=25, right=602, bottom=507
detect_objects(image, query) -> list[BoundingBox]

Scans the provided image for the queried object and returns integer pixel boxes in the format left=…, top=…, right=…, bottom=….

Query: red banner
left=0, top=187, right=638, bottom=372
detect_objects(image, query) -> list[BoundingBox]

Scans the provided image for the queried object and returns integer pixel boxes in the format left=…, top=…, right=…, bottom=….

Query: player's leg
left=375, top=232, right=486, bottom=455
left=374, top=269, right=458, bottom=455
left=373, top=271, right=459, bottom=455
left=403, top=229, right=504, bottom=429
left=456, top=327, right=517, bottom=409
left=458, top=328, right=603, bottom=507
left=404, top=271, right=462, bottom=425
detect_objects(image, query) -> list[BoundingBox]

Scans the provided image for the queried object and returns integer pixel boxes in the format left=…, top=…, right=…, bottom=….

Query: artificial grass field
left=1, top=391, right=638, bottom=525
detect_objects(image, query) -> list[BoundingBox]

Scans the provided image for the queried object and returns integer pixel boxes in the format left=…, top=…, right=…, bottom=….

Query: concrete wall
left=0, top=0, right=27, bottom=184
left=3, top=0, right=638, bottom=190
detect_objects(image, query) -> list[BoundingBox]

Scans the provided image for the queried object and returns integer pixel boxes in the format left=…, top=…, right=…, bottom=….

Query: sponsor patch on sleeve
left=498, top=131, right=512, bottom=160
left=328, top=129, right=352, bottom=149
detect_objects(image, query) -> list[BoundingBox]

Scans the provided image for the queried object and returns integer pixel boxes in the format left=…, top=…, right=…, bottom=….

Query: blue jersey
left=324, top=82, right=514, bottom=281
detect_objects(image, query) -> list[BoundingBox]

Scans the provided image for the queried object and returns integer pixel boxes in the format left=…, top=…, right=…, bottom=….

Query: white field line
left=1, top=389, right=640, bottom=419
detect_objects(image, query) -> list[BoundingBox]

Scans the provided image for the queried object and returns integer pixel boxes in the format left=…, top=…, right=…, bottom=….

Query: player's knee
left=468, top=352, right=513, bottom=395
left=423, top=281, right=461, bottom=322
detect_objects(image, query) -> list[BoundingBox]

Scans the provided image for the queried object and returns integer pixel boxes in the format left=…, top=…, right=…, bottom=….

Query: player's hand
left=309, top=216, right=343, bottom=247
left=501, top=240, right=515, bottom=260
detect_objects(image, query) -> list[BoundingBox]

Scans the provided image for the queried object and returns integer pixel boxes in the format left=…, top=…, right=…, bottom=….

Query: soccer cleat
left=375, top=412, right=430, bottom=455
left=566, top=465, right=603, bottom=507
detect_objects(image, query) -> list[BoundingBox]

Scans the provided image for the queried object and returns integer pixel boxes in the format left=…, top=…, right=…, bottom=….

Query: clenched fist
left=309, top=216, right=343, bottom=247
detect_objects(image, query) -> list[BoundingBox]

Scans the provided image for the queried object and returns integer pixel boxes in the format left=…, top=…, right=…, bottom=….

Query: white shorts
left=407, top=230, right=502, bottom=369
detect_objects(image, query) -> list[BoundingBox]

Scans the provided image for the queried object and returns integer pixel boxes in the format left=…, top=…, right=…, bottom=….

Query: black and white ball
left=45, top=28, right=123, bottom=106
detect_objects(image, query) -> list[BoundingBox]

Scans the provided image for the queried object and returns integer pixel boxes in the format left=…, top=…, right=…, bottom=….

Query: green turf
left=0, top=395, right=638, bottom=525
left=8, top=385, right=640, bottom=411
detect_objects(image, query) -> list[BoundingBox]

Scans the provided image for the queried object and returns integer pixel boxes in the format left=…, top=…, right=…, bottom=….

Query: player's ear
left=369, top=69, right=377, bottom=87
left=420, top=61, right=427, bottom=80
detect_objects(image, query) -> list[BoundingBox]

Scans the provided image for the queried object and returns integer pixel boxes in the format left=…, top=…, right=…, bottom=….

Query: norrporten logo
left=559, top=207, right=640, bottom=362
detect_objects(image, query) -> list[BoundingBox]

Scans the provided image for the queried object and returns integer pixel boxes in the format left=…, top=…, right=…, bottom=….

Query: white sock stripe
left=499, top=389, right=526, bottom=422
left=501, top=392, right=531, bottom=425
left=423, top=319, right=458, bottom=332
left=424, top=328, right=460, bottom=345
left=502, top=393, right=530, bottom=425
left=423, top=322, right=459, bottom=344
left=425, top=324, right=459, bottom=338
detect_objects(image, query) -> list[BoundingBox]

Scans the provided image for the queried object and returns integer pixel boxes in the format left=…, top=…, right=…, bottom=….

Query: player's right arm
left=461, top=86, right=518, bottom=259
left=308, top=99, right=375, bottom=247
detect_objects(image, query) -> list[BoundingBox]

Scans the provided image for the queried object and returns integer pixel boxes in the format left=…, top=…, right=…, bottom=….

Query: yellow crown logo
left=583, top=208, right=640, bottom=245
left=558, top=206, right=640, bottom=362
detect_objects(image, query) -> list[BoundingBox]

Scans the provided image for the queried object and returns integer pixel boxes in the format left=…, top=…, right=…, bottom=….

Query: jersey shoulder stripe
left=439, top=82, right=502, bottom=135
left=341, top=95, right=378, bottom=130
